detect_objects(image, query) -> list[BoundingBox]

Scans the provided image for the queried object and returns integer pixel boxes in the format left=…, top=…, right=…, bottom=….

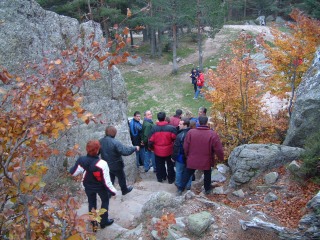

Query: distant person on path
left=129, top=111, right=144, bottom=168
left=193, top=70, right=205, bottom=99
left=169, top=109, right=183, bottom=128
left=190, top=68, right=199, bottom=93
left=142, top=110, right=156, bottom=173
left=177, top=116, right=224, bottom=195
left=149, top=112, right=177, bottom=183
left=172, top=118, right=192, bottom=190
left=99, top=126, right=139, bottom=195
left=69, top=140, right=117, bottom=231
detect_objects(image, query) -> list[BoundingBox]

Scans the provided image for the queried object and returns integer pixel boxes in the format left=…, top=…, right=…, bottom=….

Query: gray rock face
left=284, top=48, right=320, bottom=148
left=0, top=0, right=137, bottom=182
left=228, top=144, right=304, bottom=187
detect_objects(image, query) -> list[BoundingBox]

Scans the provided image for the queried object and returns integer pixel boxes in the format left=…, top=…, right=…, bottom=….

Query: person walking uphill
left=177, top=116, right=224, bottom=195
left=99, top=126, right=139, bottom=195
left=149, top=112, right=177, bottom=183
left=69, top=140, right=117, bottom=231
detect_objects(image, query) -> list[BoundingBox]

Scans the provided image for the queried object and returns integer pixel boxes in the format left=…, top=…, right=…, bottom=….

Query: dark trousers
left=180, top=168, right=212, bottom=192
left=155, top=155, right=175, bottom=182
left=110, top=168, right=128, bottom=194
left=85, top=188, right=109, bottom=226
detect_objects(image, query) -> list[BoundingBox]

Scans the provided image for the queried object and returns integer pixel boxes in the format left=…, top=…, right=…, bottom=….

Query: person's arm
left=183, top=132, right=191, bottom=158
left=96, top=160, right=117, bottom=195
left=69, top=158, right=84, bottom=176
left=115, top=139, right=137, bottom=156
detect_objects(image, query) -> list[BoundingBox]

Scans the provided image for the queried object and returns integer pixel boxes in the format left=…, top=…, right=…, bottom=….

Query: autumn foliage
left=258, top=9, right=320, bottom=117
left=206, top=32, right=287, bottom=157
left=0, top=28, right=129, bottom=239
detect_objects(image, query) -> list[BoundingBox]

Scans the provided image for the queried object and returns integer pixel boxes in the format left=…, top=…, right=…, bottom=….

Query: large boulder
left=0, top=0, right=137, bottom=182
left=284, top=48, right=320, bottom=148
left=228, top=144, right=304, bottom=187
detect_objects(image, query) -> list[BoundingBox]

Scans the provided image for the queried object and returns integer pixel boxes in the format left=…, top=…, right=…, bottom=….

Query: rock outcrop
left=228, top=144, right=304, bottom=187
left=284, top=48, right=320, bottom=148
left=0, top=0, right=137, bottom=182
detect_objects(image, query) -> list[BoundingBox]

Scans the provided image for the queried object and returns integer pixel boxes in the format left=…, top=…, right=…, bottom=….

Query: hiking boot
left=122, top=186, right=133, bottom=195
left=177, top=190, right=183, bottom=196
left=205, top=189, right=212, bottom=195
left=101, top=219, right=114, bottom=229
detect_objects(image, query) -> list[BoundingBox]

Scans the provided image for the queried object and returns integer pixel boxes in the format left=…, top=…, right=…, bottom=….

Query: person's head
left=157, top=112, right=166, bottom=122
left=185, top=110, right=193, bottom=119
left=105, top=126, right=117, bottom=138
left=133, top=111, right=141, bottom=121
left=86, top=140, right=101, bottom=156
left=190, top=120, right=196, bottom=129
left=207, top=121, right=214, bottom=129
left=198, top=107, right=207, bottom=117
left=175, top=109, right=182, bottom=117
left=198, top=116, right=208, bottom=126
left=192, top=68, right=197, bottom=73
left=165, top=116, right=170, bottom=123
left=178, top=118, right=190, bottom=130
left=144, top=110, right=152, bottom=120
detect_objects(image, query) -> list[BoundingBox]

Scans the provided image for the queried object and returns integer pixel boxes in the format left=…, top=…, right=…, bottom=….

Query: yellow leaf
left=67, top=234, right=82, bottom=240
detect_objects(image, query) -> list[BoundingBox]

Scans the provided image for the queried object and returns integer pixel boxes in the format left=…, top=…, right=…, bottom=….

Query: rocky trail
left=74, top=25, right=297, bottom=240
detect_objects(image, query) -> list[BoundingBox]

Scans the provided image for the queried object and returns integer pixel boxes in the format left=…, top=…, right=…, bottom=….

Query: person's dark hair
left=175, top=109, right=182, bottom=116
left=198, top=116, right=208, bottom=125
left=86, top=140, right=101, bottom=156
left=134, top=111, right=141, bottom=116
left=157, top=112, right=166, bottom=121
left=199, top=106, right=207, bottom=115
left=181, top=117, right=190, bottom=127
left=105, top=126, right=117, bottom=137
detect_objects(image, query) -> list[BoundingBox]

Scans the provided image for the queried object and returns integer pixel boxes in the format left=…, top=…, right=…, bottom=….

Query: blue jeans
left=144, top=148, right=156, bottom=172
left=136, top=146, right=144, bottom=167
left=194, top=86, right=203, bottom=99
left=179, top=168, right=212, bottom=192
left=175, top=161, right=192, bottom=189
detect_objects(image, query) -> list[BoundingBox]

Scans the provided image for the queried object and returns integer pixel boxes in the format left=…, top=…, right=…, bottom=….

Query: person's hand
left=136, top=146, right=140, bottom=151
left=110, top=191, right=116, bottom=197
left=171, top=158, right=175, bottom=163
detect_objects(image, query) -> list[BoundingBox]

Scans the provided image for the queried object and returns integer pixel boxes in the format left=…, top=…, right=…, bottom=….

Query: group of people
left=190, top=68, right=205, bottom=99
left=69, top=106, right=224, bottom=231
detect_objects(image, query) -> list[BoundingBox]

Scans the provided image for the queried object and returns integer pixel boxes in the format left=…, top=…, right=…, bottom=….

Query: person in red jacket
left=169, top=109, right=183, bottom=128
left=193, top=70, right=205, bottom=99
left=177, top=116, right=224, bottom=195
left=148, top=112, right=177, bottom=183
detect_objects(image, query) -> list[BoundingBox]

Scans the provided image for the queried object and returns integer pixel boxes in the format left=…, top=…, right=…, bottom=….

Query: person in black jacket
left=190, top=68, right=199, bottom=93
left=99, top=126, right=139, bottom=195
left=69, top=140, right=117, bottom=231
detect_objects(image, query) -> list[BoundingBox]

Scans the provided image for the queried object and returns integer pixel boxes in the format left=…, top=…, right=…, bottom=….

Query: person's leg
left=175, top=161, right=183, bottom=187
left=203, top=169, right=212, bottom=192
left=151, top=151, right=156, bottom=172
left=85, top=188, right=97, bottom=212
left=109, top=171, right=116, bottom=185
left=116, top=168, right=129, bottom=194
left=193, top=83, right=197, bottom=92
left=165, top=156, right=175, bottom=183
left=144, top=148, right=151, bottom=172
left=135, top=151, right=140, bottom=168
left=139, top=146, right=144, bottom=166
left=178, top=168, right=195, bottom=191
left=97, top=188, right=111, bottom=227
left=155, top=155, right=165, bottom=182
left=183, top=164, right=193, bottom=189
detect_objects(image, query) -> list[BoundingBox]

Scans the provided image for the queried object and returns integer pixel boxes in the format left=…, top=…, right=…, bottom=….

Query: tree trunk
left=157, top=29, right=162, bottom=57
left=130, top=30, right=134, bottom=48
left=197, top=0, right=203, bottom=70
left=150, top=28, right=156, bottom=58
left=172, top=24, right=178, bottom=74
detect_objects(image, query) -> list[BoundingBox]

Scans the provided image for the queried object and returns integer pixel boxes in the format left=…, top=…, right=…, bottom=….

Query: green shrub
left=301, top=130, right=320, bottom=184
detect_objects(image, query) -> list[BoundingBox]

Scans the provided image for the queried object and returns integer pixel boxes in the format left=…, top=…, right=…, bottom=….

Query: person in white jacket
left=69, top=140, right=117, bottom=231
